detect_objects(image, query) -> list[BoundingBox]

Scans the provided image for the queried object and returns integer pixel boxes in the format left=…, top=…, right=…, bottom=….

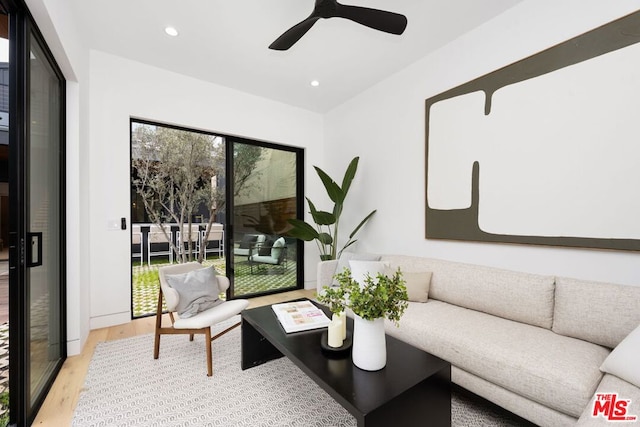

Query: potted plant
left=319, top=266, right=408, bottom=371
left=287, top=157, right=376, bottom=261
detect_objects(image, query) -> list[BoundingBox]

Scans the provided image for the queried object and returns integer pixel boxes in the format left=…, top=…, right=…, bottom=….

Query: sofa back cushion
left=382, top=255, right=555, bottom=329
left=552, top=277, right=640, bottom=348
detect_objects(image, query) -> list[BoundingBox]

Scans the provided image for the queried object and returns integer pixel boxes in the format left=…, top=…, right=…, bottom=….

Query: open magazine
left=271, top=300, right=331, bottom=333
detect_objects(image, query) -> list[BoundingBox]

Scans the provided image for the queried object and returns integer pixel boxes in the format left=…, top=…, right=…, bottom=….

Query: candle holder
left=320, top=331, right=353, bottom=358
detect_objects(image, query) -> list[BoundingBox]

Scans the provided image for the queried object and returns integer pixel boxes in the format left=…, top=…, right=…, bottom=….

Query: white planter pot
left=352, top=314, right=386, bottom=371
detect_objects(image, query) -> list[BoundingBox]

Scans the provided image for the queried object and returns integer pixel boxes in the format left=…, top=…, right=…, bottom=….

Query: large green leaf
left=341, top=157, right=359, bottom=197
left=318, top=232, right=333, bottom=245
left=286, top=218, right=319, bottom=241
left=308, top=199, right=336, bottom=225
left=348, top=209, right=377, bottom=238
left=314, top=166, right=344, bottom=204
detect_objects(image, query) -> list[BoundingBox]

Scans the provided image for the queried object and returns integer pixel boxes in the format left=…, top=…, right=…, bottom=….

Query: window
left=130, top=120, right=304, bottom=317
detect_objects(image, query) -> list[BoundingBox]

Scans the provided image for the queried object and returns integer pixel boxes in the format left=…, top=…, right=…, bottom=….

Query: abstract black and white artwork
left=425, top=10, right=640, bottom=251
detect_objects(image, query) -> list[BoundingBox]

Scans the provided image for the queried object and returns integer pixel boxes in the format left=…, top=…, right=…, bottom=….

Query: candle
left=328, top=318, right=344, bottom=348
left=338, top=312, right=347, bottom=340
left=328, top=319, right=342, bottom=348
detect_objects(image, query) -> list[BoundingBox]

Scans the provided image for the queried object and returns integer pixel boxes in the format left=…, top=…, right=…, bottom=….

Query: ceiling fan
left=269, top=0, right=408, bottom=51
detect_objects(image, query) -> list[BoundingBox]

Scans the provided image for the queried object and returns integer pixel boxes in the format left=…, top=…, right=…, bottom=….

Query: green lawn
left=132, top=256, right=297, bottom=318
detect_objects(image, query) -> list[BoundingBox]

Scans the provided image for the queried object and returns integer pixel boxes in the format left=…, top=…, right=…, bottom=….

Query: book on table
left=271, top=300, right=332, bottom=333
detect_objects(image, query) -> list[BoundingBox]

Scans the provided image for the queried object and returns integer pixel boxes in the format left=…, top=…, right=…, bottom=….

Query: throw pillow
left=258, top=238, right=274, bottom=256
left=239, top=234, right=258, bottom=249
left=403, top=271, right=432, bottom=303
left=349, top=260, right=389, bottom=286
left=165, top=266, right=222, bottom=318
left=600, top=323, right=640, bottom=388
left=332, top=252, right=382, bottom=286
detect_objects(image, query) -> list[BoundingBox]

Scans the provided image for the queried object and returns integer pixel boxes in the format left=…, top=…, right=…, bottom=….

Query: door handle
left=26, top=232, right=43, bottom=267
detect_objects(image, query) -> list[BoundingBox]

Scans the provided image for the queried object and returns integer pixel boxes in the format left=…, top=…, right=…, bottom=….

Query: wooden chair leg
left=190, top=333, right=194, bottom=341
left=154, top=288, right=164, bottom=360
left=205, top=327, right=213, bottom=376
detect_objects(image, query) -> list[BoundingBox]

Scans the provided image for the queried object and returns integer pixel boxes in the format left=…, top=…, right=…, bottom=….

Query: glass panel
left=232, top=143, right=299, bottom=296
left=28, top=30, right=62, bottom=405
left=130, top=122, right=226, bottom=317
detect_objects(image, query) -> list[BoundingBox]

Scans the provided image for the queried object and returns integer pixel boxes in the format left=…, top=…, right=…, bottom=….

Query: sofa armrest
left=316, top=260, right=339, bottom=295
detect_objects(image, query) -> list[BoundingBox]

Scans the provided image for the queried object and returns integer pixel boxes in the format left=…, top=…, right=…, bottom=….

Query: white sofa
left=317, top=254, right=640, bottom=427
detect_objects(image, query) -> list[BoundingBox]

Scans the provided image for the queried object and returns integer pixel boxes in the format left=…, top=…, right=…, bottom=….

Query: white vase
left=352, top=314, right=386, bottom=371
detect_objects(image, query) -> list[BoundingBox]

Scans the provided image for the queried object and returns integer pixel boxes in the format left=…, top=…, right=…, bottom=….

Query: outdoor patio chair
left=233, top=233, right=265, bottom=257
left=154, top=262, right=249, bottom=376
left=201, top=223, right=224, bottom=259
left=248, top=237, right=288, bottom=274
left=147, top=224, right=173, bottom=266
left=131, top=225, right=143, bottom=266
left=176, top=224, right=201, bottom=259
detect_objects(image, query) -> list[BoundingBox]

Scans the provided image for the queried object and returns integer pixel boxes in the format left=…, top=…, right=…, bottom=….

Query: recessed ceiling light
left=310, top=80, right=320, bottom=87
left=165, top=27, right=179, bottom=37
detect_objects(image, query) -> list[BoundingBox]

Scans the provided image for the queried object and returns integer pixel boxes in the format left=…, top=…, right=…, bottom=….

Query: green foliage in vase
left=287, top=157, right=376, bottom=261
left=318, top=267, right=409, bottom=326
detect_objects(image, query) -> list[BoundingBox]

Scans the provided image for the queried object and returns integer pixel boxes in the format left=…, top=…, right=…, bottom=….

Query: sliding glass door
left=130, top=122, right=304, bottom=315
left=7, top=2, right=66, bottom=425
left=229, top=139, right=303, bottom=298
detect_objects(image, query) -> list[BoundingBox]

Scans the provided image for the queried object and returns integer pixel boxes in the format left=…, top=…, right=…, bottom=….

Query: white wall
left=324, top=0, right=640, bottom=287
left=88, top=51, right=324, bottom=329
left=29, top=0, right=640, bottom=355
left=26, top=0, right=91, bottom=355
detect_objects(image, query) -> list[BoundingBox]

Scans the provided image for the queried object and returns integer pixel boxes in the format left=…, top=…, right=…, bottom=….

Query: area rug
left=72, top=317, right=526, bottom=426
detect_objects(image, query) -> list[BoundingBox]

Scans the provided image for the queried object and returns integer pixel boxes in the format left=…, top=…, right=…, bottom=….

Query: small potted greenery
left=318, top=267, right=408, bottom=371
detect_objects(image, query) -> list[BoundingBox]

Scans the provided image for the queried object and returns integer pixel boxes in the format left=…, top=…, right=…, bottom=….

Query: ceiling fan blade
left=335, top=4, right=407, bottom=35
left=269, top=17, right=321, bottom=50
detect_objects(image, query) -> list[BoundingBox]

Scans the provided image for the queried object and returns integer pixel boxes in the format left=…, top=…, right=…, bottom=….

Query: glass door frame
left=5, top=0, right=67, bottom=425
left=129, top=119, right=305, bottom=311
left=226, top=136, right=305, bottom=299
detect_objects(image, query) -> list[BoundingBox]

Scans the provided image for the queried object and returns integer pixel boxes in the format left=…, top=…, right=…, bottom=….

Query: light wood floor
left=32, top=288, right=316, bottom=426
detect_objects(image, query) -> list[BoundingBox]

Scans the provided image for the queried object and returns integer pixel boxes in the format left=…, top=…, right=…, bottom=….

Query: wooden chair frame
left=153, top=287, right=241, bottom=376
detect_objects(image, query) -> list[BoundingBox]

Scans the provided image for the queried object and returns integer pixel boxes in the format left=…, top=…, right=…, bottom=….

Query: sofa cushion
left=385, top=301, right=610, bottom=418
left=453, top=368, right=577, bottom=427
left=599, top=323, right=640, bottom=388
left=552, top=277, right=640, bottom=349
left=403, top=271, right=432, bottom=303
left=383, top=255, right=555, bottom=329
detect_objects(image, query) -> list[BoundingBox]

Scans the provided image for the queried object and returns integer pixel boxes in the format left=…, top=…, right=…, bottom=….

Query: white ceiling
left=70, top=0, right=523, bottom=113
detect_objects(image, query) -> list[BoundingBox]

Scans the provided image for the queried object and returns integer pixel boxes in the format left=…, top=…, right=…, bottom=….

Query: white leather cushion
left=173, top=299, right=249, bottom=329
left=600, top=323, right=640, bottom=388
left=403, top=271, right=432, bottom=303
left=165, top=266, right=222, bottom=318
left=271, top=237, right=286, bottom=259
left=349, top=260, right=389, bottom=286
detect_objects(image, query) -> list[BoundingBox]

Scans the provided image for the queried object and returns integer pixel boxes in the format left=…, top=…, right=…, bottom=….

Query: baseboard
left=90, top=311, right=131, bottom=330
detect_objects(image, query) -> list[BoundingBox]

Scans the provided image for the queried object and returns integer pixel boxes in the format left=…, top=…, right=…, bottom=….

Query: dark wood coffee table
left=241, top=300, right=451, bottom=427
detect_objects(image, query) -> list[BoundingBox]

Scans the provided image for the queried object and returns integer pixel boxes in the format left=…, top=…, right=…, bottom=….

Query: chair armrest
left=217, top=275, right=230, bottom=293
left=163, top=286, right=180, bottom=311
